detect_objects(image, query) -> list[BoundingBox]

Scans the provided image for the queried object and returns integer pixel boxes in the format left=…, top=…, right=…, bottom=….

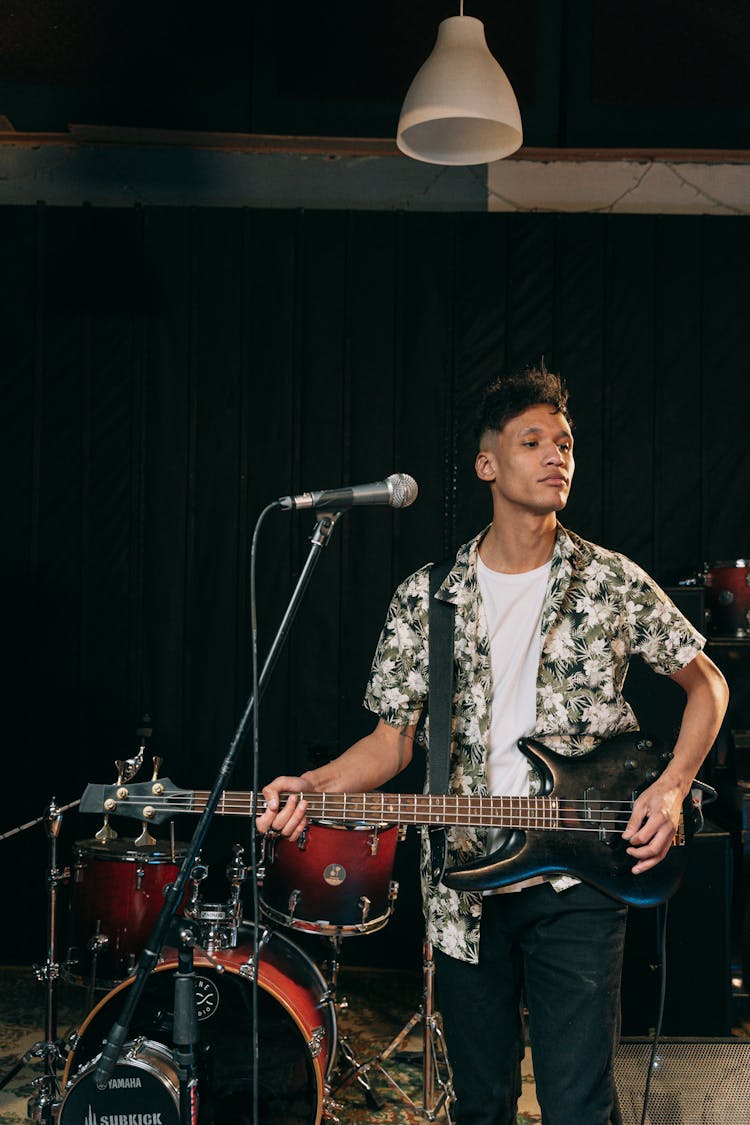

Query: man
left=258, top=365, right=728, bottom=1124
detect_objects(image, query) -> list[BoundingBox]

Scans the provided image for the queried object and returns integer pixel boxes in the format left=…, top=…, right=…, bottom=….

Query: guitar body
left=443, top=732, right=695, bottom=907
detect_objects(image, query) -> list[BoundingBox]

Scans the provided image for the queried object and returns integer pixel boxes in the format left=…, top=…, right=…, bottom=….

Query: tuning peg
left=95, top=813, right=118, bottom=842
left=134, top=821, right=156, bottom=847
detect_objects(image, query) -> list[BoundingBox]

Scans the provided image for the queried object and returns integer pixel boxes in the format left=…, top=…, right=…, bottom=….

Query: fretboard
left=190, top=790, right=561, bottom=831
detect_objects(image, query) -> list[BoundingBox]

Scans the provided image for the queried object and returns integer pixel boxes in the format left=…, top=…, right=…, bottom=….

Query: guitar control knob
left=658, top=751, right=674, bottom=763
left=624, top=759, right=637, bottom=772
left=636, top=739, right=654, bottom=751
left=646, top=768, right=660, bottom=782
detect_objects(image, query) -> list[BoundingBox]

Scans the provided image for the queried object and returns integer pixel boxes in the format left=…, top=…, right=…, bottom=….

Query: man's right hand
left=256, top=776, right=310, bottom=841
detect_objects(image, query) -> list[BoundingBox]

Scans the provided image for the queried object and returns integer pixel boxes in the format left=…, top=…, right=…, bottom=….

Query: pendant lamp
left=396, top=12, right=523, bottom=166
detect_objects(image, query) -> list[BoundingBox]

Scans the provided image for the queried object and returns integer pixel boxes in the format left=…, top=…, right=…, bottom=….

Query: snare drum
left=66, top=837, right=187, bottom=985
left=704, top=560, right=750, bottom=638
left=61, top=926, right=336, bottom=1125
left=260, top=822, right=399, bottom=936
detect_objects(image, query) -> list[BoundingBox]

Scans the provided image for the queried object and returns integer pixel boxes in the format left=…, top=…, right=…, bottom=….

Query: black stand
left=0, top=798, right=78, bottom=1122
left=92, top=511, right=343, bottom=1111
left=170, top=921, right=201, bottom=1125
left=334, top=939, right=455, bottom=1122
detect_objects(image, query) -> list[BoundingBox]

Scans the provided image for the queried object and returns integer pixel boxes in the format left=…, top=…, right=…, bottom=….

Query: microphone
left=277, top=472, right=418, bottom=512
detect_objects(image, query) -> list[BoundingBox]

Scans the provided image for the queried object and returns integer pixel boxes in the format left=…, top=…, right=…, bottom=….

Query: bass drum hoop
left=62, top=939, right=334, bottom=1125
left=59, top=1038, right=179, bottom=1124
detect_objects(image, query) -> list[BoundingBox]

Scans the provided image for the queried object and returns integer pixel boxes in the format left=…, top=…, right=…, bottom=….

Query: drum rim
left=706, top=559, right=750, bottom=569
left=73, top=837, right=189, bottom=862
left=260, top=900, right=393, bottom=937
left=65, top=1037, right=180, bottom=1098
left=62, top=939, right=332, bottom=1123
left=306, top=820, right=396, bottom=831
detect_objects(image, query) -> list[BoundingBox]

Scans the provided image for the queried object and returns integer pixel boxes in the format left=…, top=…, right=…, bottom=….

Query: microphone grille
left=388, top=473, right=419, bottom=509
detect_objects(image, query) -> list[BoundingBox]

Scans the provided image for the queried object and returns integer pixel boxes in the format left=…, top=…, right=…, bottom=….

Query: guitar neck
left=193, top=790, right=561, bottom=831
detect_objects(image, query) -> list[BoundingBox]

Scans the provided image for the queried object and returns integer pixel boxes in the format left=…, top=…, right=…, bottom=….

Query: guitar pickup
left=582, top=786, right=608, bottom=841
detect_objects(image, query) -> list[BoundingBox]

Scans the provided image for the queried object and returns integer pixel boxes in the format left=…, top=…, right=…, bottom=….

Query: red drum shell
left=704, top=560, right=750, bottom=638
left=260, top=822, right=399, bottom=936
left=62, top=928, right=335, bottom=1125
left=66, top=837, right=187, bottom=985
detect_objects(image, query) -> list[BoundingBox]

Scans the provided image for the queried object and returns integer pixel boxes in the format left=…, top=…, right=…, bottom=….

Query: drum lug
left=308, top=1024, right=325, bottom=1059
left=297, top=827, right=308, bottom=852
left=135, top=865, right=145, bottom=891
left=357, top=896, right=371, bottom=929
left=388, top=879, right=400, bottom=903
left=287, top=888, right=301, bottom=921
left=398, top=825, right=408, bottom=842
left=368, top=828, right=380, bottom=856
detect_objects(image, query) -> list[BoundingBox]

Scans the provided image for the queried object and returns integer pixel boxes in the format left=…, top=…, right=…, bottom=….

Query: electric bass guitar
left=79, top=731, right=710, bottom=908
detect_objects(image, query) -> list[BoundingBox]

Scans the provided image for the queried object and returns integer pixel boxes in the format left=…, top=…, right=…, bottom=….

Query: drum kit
left=0, top=750, right=455, bottom=1125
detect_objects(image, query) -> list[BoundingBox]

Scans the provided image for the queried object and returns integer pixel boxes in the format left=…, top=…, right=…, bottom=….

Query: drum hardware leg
left=332, top=938, right=455, bottom=1122
left=323, top=936, right=385, bottom=1112
left=0, top=799, right=80, bottom=1123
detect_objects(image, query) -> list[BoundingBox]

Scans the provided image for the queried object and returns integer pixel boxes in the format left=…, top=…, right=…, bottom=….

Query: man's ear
left=475, top=449, right=496, bottom=482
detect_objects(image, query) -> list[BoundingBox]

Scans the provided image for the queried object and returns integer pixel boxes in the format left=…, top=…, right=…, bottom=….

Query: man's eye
left=559, top=443, right=571, bottom=452
left=523, top=441, right=538, bottom=448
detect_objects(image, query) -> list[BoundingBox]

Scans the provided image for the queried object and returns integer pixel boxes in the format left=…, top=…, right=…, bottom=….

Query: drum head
left=60, top=1040, right=179, bottom=1124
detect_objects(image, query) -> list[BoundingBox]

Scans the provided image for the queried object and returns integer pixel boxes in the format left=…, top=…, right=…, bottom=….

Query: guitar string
left=87, top=796, right=644, bottom=832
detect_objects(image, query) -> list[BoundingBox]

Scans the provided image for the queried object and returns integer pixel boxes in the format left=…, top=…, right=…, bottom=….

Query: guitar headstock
left=80, top=777, right=186, bottom=825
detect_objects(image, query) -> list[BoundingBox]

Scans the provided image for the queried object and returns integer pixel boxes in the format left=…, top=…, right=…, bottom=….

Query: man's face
left=475, top=403, right=575, bottom=516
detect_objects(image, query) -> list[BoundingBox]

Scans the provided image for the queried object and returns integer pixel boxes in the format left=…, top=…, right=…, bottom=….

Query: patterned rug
left=0, top=964, right=541, bottom=1124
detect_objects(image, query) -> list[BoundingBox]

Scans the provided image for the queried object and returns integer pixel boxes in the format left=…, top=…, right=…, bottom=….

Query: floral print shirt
left=364, top=524, right=705, bottom=964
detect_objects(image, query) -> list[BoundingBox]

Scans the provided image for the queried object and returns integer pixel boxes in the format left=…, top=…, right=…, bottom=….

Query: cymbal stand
left=335, top=938, right=455, bottom=1122
left=0, top=798, right=77, bottom=1123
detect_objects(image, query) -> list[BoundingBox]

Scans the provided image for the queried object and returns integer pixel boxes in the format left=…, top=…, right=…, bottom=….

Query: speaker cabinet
left=615, top=1038, right=750, bottom=1124
left=621, top=823, right=733, bottom=1037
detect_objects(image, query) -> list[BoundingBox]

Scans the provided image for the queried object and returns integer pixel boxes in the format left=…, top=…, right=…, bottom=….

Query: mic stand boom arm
left=93, top=510, right=343, bottom=1091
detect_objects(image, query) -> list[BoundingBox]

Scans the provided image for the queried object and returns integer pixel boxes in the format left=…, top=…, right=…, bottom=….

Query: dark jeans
left=434, top=881, right=627, bottom=1125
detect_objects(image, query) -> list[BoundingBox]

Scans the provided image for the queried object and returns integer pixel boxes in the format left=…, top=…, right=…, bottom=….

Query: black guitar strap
left=426, top=557, right=456, bottom=886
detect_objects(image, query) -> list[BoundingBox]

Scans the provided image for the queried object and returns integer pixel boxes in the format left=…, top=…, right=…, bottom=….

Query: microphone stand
left=92, top=510, right=343, bottom=1101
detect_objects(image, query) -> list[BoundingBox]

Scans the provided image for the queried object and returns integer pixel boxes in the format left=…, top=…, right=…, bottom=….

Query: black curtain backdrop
left=2, top=206, right=749, bottom=968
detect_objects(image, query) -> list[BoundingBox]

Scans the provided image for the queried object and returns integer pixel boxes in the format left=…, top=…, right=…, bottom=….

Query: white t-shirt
left=477, top=554, right=551, bottom=891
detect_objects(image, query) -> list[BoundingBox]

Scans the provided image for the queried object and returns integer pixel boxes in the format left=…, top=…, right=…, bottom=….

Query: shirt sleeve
left=623, top=559, right=706, bottom=675
left=363, top=567, right=430, bottom=727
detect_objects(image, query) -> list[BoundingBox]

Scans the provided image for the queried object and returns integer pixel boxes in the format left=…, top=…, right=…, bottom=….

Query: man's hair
left=475, top=361, right=572, bottom=447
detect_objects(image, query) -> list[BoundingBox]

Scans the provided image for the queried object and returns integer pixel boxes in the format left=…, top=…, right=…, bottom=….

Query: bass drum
left=62, top=926, right=336, bottom=1125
